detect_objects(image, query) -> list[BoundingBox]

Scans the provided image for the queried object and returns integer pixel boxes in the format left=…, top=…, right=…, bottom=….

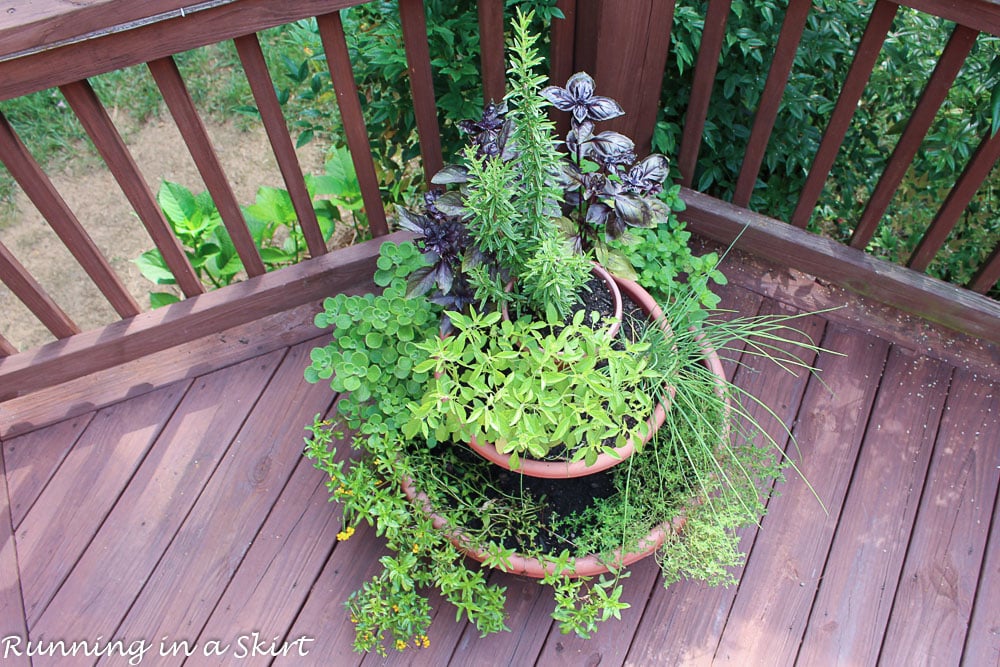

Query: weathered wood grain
left=97, top=342, right=333, bottom=658
left=17, top=381, right=188, bottom=626
left=879, top=368, right=1000, bottom=664
left=30, top=351, right=283, bottom=645
left=713, top=327, right=889, bottom=664
left=796, top=346, right=951, bottom=665
left=0, top=446, right=30, bottom=666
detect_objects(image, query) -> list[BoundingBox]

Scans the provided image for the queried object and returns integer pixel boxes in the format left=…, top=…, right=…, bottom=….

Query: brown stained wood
left=195, top=453, right=341, bottom=665
left=849, top=25, right=979, bottom=250
left=964, top=489, right=1000, bottom=664
left=0, top=0, right=365, bottom=102
left=899, top=0, right=1000, bottom=37
left=32, top=351, right=285, bottom=647
left=573, top=0, right=674, bottom=156
left=680, top=188, right=1000, bottom=347
left=879, top=368, right=1000, bottom=664
left=316, top=11, right=390, bottom=238
left=796, top=347, right=951, bottom=666
left=713, top=327, right=889, bottom=664
left=790, top=0, right=898, bottom=228
left=0, top=109, right=140, bottom=318
left=233, top=33, right=327, bottom=258
left=0, top=240, right=78, bottom=339
left=0, top=0, right=224, bottom=60
left=16, top=381, right=189, bottom=626
left=400, top=0, right=444, bottom=184
left=970, top=241, right=1000, bottom=294
left=478, top=0, right=506, bottom=105
left=449, top=571, right=556, bottom=665
left=625, top=302, right=827, bottom=665
left=536, top=558, right=661, bottom=666
left=0, top=230, right=389, bottom=403
left=0, top=448, right=30, bottom=665
left=0, top=334, right=15, bottom=356
left=105, top=342, right=334, bottom=651
left=58, top=79, right=204, bottom=298
left=732, top=0, right=811, bottom=207
left=3, top=413, right=93, bottom=528
left=678, top=0, right=732, bottom=187
left=275, top=520, right=387, bottom=666
left=147, top=55, right=266, bottom=278
left=909, top=127, right=1000, bottom=272
left=0, top=302, right=324, bottom=440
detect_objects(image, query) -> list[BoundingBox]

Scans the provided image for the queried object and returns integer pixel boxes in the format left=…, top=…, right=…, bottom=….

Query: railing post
left=570, top=0, right=674, bottom=157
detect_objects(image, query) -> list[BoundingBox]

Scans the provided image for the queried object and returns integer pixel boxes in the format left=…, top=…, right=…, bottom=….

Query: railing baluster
left=399, top=0, right=444, bottom=184
left=678, top=0, right=732, bottom=187
left=732, top=0, right=811, bottom=207
left=59, top=79, right=204, bottom=298
left=849, top=24, right=979, bottom=250
left=0, top=333, right=15, bottom=357
left=315, top=11, right=390, bottom=237
left=233, top=33, right=329, bottom=256
left=0, top=241, right=79, bottom=339
left=791, top=0, right=897, bottom=228
left=969, top=244, right=1000, bottom=294
left=147, top=56, right=267, bottom=278
left=0, top=110, right=140, bottom=318
left=477, top=0, right=506, bottom=104
left=909, top=127, right=1000, bottom=272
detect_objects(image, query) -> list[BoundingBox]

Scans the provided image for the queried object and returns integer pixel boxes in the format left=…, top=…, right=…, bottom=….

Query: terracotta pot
left=501, top=262, right=624, bottom=341
left=469, top=275, right=674, bottom=479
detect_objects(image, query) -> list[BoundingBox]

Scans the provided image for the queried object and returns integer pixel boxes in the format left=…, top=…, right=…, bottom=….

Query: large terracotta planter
left=469, top=274, right=675, bottom=479
left=404, top=279, right=730, bottom=578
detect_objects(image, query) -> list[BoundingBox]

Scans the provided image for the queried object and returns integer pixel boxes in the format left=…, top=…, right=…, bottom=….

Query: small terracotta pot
left=501, top=262, right=624, bottom=341
left=470, top=275, right=674, bottom=479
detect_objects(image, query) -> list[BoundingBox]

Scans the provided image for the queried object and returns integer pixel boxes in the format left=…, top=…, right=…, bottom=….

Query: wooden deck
left=1, top=249, right=998, bottom=666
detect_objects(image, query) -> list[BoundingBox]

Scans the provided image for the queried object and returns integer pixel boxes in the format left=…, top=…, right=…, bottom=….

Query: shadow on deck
left=1, top=246, right=998, bottom=666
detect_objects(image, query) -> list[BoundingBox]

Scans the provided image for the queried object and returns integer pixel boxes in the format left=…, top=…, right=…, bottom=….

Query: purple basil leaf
left=395, top=205, right=430, bottom=233
left=586, top=96, right=625, bottom=121
left=565, top=72, right=596, bottom=100
left=406, top=265, right=436, bottom=297
left=585, top=201, right=613, bottom=227
left=431, top=164, right=470, bottom=185
left=630, top=154, right=669, bottom=188
left=614, top=193, right=649, bottom=227
left=433, top=191, right=467, bottom=217
left=540, top=85, right=577, bottom=111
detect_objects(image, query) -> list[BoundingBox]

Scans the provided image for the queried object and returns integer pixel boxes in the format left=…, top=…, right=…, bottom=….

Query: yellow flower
left=395, top=639, right=407, bottom=651
left=415, top=635, right=430, bottom=649
left=304, top=46, right=314, bottom=56
left=412, top=543, right=420, bottom=553
left=392, top=604, right=399, bottom=613
left=336, top=526, right=356, bottom=541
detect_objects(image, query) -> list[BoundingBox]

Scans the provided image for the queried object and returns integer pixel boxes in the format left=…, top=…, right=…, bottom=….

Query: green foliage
left=407, top=307, right=658, bottom=467
left=305, top=241, right=438, bottom=429
left=658, top=0, right=999, bottom=297
left=135, top=148, right=363, bottom=306
left=615, top=185, right=727, bottom=325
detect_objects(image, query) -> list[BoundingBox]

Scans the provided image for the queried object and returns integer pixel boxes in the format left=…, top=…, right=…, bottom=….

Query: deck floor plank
left=879, top=367, right=1000, bottom=665
left=95, top=343, right=334, bottom=664
left=17, top=381, right=190, bottom=628
left=796, top=346, right=952, bottom=665
left=0, top=444, right=30, bottom=666
left=712, top=326, right=890, bottom=665
left=2, top=258, right=997, bottom=666
left=3, top=412, right=93, bottom=529
left=964, top=484, right=1000, bottom=665
left=29, top=351, right=285, bottom=657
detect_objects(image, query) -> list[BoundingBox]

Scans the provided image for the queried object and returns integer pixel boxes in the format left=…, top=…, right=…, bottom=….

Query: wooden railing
left=0, top=0, right=998, bottom=403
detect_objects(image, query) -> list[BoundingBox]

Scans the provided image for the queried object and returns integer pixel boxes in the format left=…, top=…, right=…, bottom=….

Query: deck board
left=30, top=352, right=284, bottom=655
left=879, top=367, right=1000, bottom=665
left=796, top=346, right=951, bottom=665
left=1, top=266, right=997, bottom=666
